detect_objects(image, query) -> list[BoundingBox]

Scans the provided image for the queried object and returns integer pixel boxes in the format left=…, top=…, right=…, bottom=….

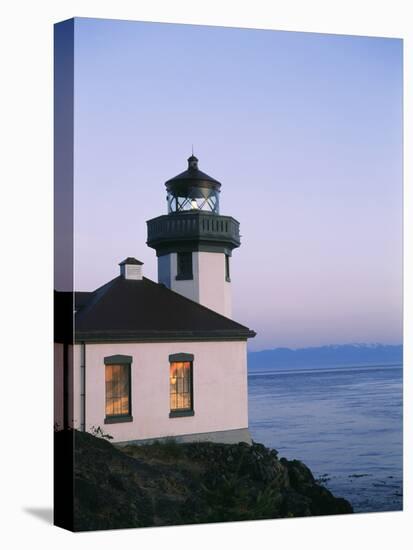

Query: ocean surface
left=248, top=363, right=403, bottom=513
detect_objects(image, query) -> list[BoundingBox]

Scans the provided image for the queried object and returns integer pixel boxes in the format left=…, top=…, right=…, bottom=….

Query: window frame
left=104, top=355, right=133, bottom=424
left=169, top=353, right=194, bottom=418
left=176, top=251, right=193, bottom=280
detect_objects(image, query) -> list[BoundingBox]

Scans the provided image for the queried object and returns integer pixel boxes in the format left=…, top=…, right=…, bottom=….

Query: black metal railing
left=147, top=212, right=240, bottom=247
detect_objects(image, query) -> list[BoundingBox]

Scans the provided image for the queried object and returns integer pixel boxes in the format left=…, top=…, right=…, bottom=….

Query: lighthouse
left=55, top=152, right=255, bottom=448
left=146, top=155, right=241, bottom=318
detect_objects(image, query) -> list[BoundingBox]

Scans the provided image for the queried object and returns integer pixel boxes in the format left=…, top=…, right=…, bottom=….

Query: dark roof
left=75, top=291, right=93, bottom=310
left=165, top=156, right=221, bottom=188
left=119, top=257, right=143, bottom=265
left=54, top=291, right=94, bottom=342
left=165, top=168, right=221, bottom=186
left=70, top=276, right=255, bottom=343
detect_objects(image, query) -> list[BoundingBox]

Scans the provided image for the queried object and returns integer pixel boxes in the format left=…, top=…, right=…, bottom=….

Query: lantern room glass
left=167, top=186, right=220, bottom=214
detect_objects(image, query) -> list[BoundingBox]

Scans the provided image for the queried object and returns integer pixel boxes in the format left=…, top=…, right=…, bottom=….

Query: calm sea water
left=248, top=364, right=403, bottom=513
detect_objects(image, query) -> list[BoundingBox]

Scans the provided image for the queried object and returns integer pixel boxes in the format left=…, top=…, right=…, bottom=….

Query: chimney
left=119, top=257, right=144, bottom=280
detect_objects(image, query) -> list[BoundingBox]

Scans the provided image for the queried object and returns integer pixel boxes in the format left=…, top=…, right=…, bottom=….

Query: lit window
left=169, top=353, right=194, bottom=417
left=104, top=355, right=132, bottom=423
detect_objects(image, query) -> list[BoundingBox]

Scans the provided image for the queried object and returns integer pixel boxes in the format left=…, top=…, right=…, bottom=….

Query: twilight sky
left=72, top=17, right=402, bottom=351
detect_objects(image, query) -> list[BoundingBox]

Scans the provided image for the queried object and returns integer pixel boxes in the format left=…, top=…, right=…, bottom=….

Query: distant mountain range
left=247, top=344, right=403, bottom=370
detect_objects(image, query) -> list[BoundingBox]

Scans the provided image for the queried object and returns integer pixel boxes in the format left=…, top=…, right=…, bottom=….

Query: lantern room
left=165, top=155, right=221, bottom=214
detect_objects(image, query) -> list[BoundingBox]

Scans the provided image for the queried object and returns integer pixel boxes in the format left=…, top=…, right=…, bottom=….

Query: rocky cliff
left=59, top=430, right=352, bottom=531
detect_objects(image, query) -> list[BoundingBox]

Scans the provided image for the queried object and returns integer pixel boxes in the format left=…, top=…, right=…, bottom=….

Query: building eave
left=74, top=329, right=256, bottom=344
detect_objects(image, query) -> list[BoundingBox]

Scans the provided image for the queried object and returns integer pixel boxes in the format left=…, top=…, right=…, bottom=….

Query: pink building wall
left=197, top=252, right=232, bottom=318
left=159, top=251, right=233, bottom=318
left=72, top=340, right=248, bottom=443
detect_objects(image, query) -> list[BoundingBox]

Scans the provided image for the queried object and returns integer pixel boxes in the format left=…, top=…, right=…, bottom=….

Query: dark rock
left=60, top=429, right=353, bottom=531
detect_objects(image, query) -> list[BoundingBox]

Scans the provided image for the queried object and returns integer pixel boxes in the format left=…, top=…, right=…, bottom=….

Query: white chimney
left=119, top=257, right=144, bottom=280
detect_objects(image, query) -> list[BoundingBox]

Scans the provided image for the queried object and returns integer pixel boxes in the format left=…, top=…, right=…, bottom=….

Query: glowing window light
left=170, top=361, right=193, bottom=411
left=105, top=364, right=131, bottom=417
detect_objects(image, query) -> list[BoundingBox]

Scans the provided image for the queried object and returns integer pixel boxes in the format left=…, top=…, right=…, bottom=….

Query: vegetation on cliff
left=62, top=430, right=352, bottom=531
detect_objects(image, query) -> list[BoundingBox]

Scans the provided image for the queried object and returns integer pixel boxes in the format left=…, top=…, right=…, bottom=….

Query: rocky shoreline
left=59, top=430, right=353, bottom=531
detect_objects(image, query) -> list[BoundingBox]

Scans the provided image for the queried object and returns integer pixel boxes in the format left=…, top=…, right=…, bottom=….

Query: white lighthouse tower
left=146, top=155, right=241, bottom=318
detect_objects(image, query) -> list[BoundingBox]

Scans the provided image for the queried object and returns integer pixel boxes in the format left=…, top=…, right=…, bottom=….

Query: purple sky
left=72, top=18, right=402, bottom=351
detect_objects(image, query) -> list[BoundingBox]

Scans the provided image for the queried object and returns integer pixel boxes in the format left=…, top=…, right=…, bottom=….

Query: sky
left=71, top=17, right=403, bottom=351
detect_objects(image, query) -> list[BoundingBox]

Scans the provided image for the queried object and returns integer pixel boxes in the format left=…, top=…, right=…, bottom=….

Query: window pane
left=105, top=363, right=130, bottom=417
left=120, top=396, right=129, bottom=415
left=225, top=254, right=230, bottom=280
left=177, top=252, right=193, bottom=278
left=170, top=361, right=192, bottom=411
left=106, top=367, right=113, bottom=382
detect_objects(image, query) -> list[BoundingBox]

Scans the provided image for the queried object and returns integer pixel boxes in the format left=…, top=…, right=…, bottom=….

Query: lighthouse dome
left=165, top=155, right=221, bottom=214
